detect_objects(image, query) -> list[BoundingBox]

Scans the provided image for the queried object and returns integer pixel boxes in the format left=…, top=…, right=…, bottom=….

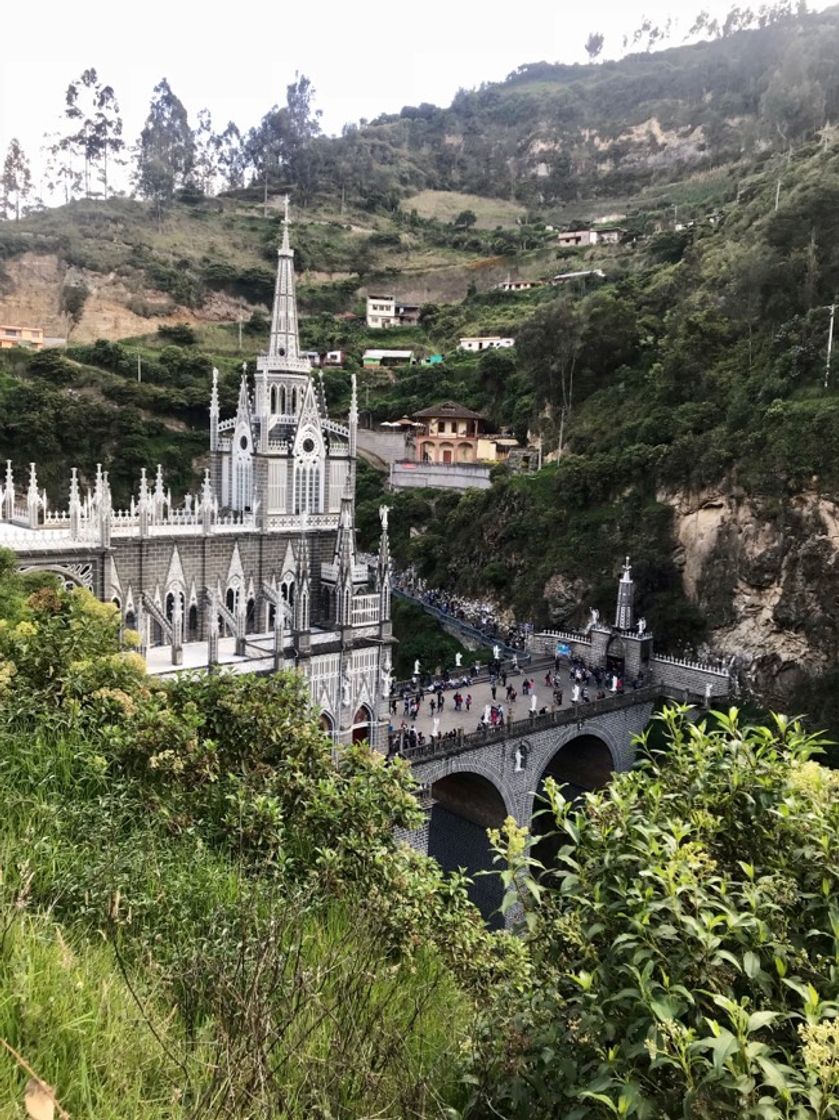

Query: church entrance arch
left=319, top=711, right=335, bottom=738
left=351, top=705, right=372, bottom=744
left=427, top=771, right=507, bottom=929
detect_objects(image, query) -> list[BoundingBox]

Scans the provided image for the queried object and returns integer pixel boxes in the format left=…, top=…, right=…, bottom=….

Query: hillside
left=317, top=4, right=839, bottom=209
left=3, top=12, right=839, bottom=736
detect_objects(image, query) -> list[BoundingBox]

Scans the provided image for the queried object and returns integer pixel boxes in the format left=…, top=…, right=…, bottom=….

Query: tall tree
left=192, top=108, right=219, bottom=195
left=60, top=69, right=124, bottom=198
left=585, top=31, right=605, bottom=60
left=245, top=73, right=322, bottom=213
left=2, top=139, right=33, bottom=220
left=215, top=121, right=245, bottom=190
left=135, top=78, right=195, bottom=214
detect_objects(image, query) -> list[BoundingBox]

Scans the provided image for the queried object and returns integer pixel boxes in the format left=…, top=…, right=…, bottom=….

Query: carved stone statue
left=455, top=652, right=462, bottom=668
left=590, top=607, right=600, bottom=626
left=341, top=667, right=352, bottom=708
left=637, top=617, right=647, bottom=636
left=413, top=658, right=421, bottom=677
left=514, top=745, right=524, bottom=772
left=493, top=643, right=501, bottom=662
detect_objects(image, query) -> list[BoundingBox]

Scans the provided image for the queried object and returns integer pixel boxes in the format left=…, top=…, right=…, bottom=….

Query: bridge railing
left=390, top=684, right=663, bottom=764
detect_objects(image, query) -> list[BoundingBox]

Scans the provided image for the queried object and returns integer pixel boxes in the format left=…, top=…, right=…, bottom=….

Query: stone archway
left=531, top=733, right=615, bottom=872
left=351, top=704, right=372, bottom=744
left=427, top=770, right=508, bottom=929
left=319, top=711, right=335, bottom=738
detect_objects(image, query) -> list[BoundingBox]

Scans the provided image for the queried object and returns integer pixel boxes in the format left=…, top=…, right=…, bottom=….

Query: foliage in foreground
left=469, top=708, right=839, bottom=1119
left=0, top=553, right=513, bottom=1117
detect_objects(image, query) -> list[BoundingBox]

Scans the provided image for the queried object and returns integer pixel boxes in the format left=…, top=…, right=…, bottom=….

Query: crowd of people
left=392, top=567, right=531, bottom=651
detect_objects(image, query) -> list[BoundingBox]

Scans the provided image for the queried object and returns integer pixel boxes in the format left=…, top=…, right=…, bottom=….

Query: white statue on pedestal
left=514, top=745, right=524, bottom=772
left=590, top=607, right=600, bottom=627
left=455, top=652, right=462, bottom=668
left=637, top=617, right=647, bottom=636
left=493, top=643, right=501, bottom=662
left=530, top=693, right=538, bottom=713
left=432, top=717, right=440, bottom=738
left=572, top=683, right=580, bottom=703
left=341, top=667, right=352, bottom=708
left=611, top=674, right=619, bottom=692
left=413, top=658, right=420, bottom=677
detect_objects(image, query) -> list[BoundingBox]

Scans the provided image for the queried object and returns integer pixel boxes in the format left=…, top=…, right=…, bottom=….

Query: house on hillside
left=323, top=350, right=347, bottom=367
left=495, top=279, right=542, bottom=292
left=557, top=228, right=624, bottom=248
left=366, top=294, right=422, bottom=329
left=413, top=402, right=488, bottom=464
left=301, top=350, right=321, bottom=366
left=362, top=349, right=416, bottom=369
left=557, top=229, right=596, bottom=248
left=0, top=325, right=44, bottom=351
left=550, top=269, right=606, bottom=286
left=458, top=336, right=515, bottom=352
left=593, top=227, right=625, bottom=244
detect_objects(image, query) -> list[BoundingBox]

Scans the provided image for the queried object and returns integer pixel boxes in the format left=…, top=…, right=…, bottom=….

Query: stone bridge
left=393, top=685, right=695, bottom=927
left=389, top=557, right=733, bottom=926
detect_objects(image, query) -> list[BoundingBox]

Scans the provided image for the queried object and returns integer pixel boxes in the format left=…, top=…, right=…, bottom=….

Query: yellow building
left=0, top=325, right=44, bottom=351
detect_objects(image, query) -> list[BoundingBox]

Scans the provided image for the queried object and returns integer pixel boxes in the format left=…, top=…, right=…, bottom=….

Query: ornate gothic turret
left=209, top=367, right=219, bottom=452
left=3, top=460, right=15, bottom=521
left=377, top=504, right=392, bottom=626
left=615, top=556, right=634, bottom=631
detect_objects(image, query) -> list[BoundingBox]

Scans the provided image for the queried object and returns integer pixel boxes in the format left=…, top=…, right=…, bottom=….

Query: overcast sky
left=1, top=0, right=833, bottom=192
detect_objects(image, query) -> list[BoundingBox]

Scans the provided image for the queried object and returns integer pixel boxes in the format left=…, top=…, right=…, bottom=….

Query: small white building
left=557, top=229, right=596, bottom=248
left=458, top=336, right=516, bottom=353
left=362, top=349, right=416, bottom=368
left=301, top=350, right=321, bottom=366
left=550, top=269, right=606, bottom=285
left=557, top=228, right=624, bottom=248
left=323, top=350, right=347, bottom=367
left=367, top=294, right=397, bottom=328
left=366, top=295, right=421, bottom=329
left=495, top=279, right=541, bottom=292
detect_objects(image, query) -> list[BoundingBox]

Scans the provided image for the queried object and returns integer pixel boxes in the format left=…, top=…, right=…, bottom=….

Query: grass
left=404, top=190, right=527, bottom=229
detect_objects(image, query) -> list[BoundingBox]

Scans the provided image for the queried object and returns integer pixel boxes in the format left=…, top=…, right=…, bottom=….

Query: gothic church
left=0, top=202, right=393, bottom=745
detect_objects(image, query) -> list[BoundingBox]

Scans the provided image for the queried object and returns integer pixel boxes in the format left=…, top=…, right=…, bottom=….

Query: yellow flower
left=13, top=621, right=37, bottom=639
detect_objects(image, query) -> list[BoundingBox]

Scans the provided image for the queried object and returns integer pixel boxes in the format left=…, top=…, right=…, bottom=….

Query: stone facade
left=0, top=201, right=393, bottom=745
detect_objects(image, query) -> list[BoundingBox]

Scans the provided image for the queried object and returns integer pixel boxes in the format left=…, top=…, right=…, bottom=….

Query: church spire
left=266, top=195, right=304, bottom=366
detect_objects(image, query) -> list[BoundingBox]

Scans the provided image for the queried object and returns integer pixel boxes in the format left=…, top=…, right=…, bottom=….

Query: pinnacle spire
left=264, top=196, right=308, bottom=370
left=615, top=555, right=634, bottom=630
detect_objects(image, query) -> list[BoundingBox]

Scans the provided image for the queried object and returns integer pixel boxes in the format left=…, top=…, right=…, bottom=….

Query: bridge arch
left=529, top=730, right=617, bottom=870
left=426, top=764, right=514, bottom=930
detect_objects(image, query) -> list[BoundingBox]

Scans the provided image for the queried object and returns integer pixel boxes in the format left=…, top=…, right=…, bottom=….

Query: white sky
left=1, top=0, right=834, bottom=193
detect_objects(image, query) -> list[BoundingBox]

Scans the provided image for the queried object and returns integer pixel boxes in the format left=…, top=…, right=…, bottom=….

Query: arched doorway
left=427, top=772, right=507, bottom=929
left=351, top=705, right=372, bottom=744
left=532, top=734, right=614, bottom=872
left=319, top=711, right=335, bottom=738
left=440, top=443, right=453, bottom=464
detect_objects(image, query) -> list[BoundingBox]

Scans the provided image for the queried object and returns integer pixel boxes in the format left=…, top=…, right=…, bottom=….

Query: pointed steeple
left=26, top=463, right=39, bottom=528
left=296, top=516, right=311, bottom=635
left=348, top=372, right=358, bottom=461
left=236, top=365, right=250, bottom=420
left=69, top=467, right=81, bottom=539
left=266, top=196, right=308, bottom=370
left=209, top=367, right=220, bottom=452
left=377, top=504, right=392, bottom=623
left=615, top=556, right=634, bottom=631
left=3, top=460, right=14, bottom=521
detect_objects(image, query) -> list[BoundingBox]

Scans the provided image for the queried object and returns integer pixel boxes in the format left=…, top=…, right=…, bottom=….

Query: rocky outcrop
left=665, top=486, right=839, bottom=701
left=0, top=252, right=253, bottom=343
